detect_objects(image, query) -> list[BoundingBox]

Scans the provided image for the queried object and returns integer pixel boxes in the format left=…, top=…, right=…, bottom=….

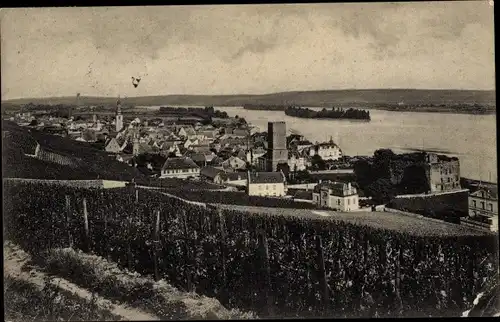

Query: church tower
left=116, top=96, right=124, bottom=132
left=266, top=121, right=288, bottom=172
left=132, top=132, right=140, bottom=156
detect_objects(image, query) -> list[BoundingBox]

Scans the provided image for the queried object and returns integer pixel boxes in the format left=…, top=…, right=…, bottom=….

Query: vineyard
left=4, top=180, right=499, bottom=318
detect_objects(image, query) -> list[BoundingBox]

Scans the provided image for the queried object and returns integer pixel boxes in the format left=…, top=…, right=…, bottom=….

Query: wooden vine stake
left=153, top=209, right=161, bottom=281
left=394, top=245, right=403, bottom=316
left=82, top=197, right=90, bottom=252
left=65, top=195, right=73, bottom=248
left=218, top=209, right=227, bottom=298
left=315, top=235, right=329, bottom=310
left=258, top=228, right=273, bottom=317
left=182, top=209, right=193, bottom=292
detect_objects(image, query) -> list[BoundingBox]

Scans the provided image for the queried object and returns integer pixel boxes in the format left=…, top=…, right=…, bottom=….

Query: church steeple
left=115, top=96, right=123, bottom=132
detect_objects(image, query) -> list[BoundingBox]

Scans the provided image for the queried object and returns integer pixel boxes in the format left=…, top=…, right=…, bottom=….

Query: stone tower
left=115, top=96, right=123, bottom=132
left=267, top=121, right=288, bottom=172
left=132, top=132, right=140, bottom=156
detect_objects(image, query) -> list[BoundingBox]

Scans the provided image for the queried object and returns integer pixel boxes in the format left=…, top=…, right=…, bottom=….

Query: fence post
left=182, top=209, right=193, bottom=292
left=316, top=235, right=329, bottom=311
left=65, top=195, right=73, bottom=248
left=258, top=228, right=273, bottom=317
left=82, top=197, right=90, bottom=252
left=153, top=209, right=160, bottom=282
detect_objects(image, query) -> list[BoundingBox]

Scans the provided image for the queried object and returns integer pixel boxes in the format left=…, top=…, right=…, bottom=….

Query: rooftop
left=248, top=171, right=285, bottom=184
left=200, top=166, right=225, bottom=179
left=162, top=157, right=199, bottom=170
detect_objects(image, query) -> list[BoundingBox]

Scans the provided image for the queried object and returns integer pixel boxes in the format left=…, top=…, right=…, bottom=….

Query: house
left=226, top=171, right=249, bottom=187
left=292, top=140, right=314, bottom=152
left=246, top=147, right=267, bottom=165
left=160, top=141, right=182, bottom=157
left=189, top=152, right=211, bottom=167
left=288, top=151, right=307, bottom=172
left=184, top=138, right=199, bottom=149
left=160, top=157, right=200, bottom=179
left=425, top=153, right=461, bottom=193
left=309, top=140, right=343, bottom=161
left=209, top=155, right=224, bottom=167
left=200, top=166, right=227, bottom=184
left=462, top=186, right=498, bottom=232
left=104, top=137, right=121, bottom=153
left=116, top=153, right=135, bottom=165
left=178, top=126, right=197, bottom=139
left=196, top=130, right=217, bottom=141
left=247, top=171, right=287, bottom=197
left=287, top=134, right=304, bottom=146
left=222, top=156, right=247, bottom=171
left=190, top=144, right=212, bottom=154
left=312, top=181, right=359, bottom=211
left=229, top=128, right=250, bottom=138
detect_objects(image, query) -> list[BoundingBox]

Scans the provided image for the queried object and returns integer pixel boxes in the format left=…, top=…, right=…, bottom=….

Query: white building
left=312, top=181, right=359, bottom=211
left=309, top=140, right=342, bottom=161
left=462, top=187, right=498, bottom=232
left=160, top=157, right=200, bottom=179
left=288, top=151, right=308, bottom=172
left=247, top=171, right=287, bottom=197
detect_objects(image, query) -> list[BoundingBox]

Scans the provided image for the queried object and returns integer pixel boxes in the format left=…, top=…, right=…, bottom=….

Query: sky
left=1, top=2, right=495, bottom=100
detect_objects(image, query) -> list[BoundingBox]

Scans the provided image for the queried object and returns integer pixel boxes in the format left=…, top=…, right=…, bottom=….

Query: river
left=214, top=106, right=497, bottom=182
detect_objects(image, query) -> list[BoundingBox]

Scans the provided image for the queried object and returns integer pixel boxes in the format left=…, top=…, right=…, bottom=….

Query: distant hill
left=2, top=89, right=496, bottom=108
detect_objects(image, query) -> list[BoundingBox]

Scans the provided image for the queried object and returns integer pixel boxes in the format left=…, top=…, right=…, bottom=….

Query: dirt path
left=4, top=242, right=159, bottom=321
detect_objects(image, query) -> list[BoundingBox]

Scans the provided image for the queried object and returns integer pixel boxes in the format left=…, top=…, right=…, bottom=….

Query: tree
left=277, top=163, right=290, bottom=180
left=365, top=178, right=396, bottom=204
left=311, top=155, right=326, bottom=170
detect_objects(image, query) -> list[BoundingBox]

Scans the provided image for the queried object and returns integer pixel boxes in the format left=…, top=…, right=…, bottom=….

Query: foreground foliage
left=34, top=247, right=255, bottom=320
left=4, top=275, right=120, bottom=321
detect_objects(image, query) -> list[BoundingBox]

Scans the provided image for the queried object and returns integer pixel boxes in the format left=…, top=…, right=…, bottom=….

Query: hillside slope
left=2, top=120, right=146, bottom=181
left=3, top=89, right=495, bottom=107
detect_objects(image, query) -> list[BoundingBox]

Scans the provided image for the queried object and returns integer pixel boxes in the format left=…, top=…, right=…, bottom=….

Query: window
left=347, top=199, right=350, bottom=205
left=489, top=203, right=493, bottom=211
left=481, top=201, right=485, bottom=210
left=273, top=185, right=276, bottom=190
left=447, top=178, right=450, bottom=183
left=337, top=199, right=341, bottom=205
left=473, top=200, right=477, bottom=208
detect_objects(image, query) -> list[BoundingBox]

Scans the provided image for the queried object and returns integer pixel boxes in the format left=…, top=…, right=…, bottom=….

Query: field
left=214, top=204, right=491, bottom=237
left=161, top=188, right=316, bottom=209
left=3, top=89, right=495, bottom=112
left=4, top=180, right=498, bottom=318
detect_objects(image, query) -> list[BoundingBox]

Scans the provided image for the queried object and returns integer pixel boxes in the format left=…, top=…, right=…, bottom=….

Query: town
left=4, top=96, right=497, bottom=233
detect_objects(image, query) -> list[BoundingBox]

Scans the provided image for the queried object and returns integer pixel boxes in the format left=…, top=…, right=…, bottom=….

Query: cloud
left=1, top=3, right=495, bottom=100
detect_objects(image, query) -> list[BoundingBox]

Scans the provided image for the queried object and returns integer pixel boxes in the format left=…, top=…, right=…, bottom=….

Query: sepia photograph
left=1, top=2, right=498, bottom=319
